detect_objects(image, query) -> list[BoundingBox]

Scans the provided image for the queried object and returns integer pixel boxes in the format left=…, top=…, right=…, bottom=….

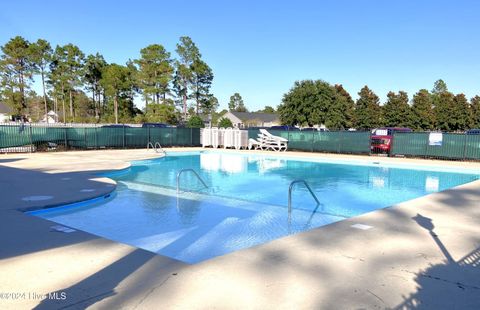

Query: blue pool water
left=31, top=152, right=479, bottom=263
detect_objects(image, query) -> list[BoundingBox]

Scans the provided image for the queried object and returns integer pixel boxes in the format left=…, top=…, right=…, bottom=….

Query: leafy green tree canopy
left=383, top=91, right=411, bottom=127
left=217, top=117, right=233, bottom=128
left=186, top=115, right=204, bottom=128
left=354, top=86, right=382, bottom=130
left=470, top=96, right=480, bottom=128
left=278, top=80, right=352, bottom=129
left=411, top=89, right=434, bottom=130
left=228, top=92, right=247, bottom=112
left=0, top=36, right=33, bottom=113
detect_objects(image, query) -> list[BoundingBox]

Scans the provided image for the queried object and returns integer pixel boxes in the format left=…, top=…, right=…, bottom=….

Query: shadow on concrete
left=392, top=213, right=480, bottom=309
left=1, top=158, right=480, bottom=309
left=33, top=249, right=182, bottom=310
left=0, top=163, right=121, bottom=260
left=0, top=157, right=25, bottom=163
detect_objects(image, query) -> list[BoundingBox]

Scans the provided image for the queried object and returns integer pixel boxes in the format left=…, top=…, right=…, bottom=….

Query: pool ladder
left=288, top=180, right=320, bottom=216
left=176, top=169, right=208, bottom=194
left=147, top=142, right=166, bottom=155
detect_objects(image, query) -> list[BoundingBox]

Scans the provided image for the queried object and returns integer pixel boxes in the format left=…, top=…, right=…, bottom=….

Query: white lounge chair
left=248, top=138, right=262, bottom=150
left=257, top=129, right=288, bottom=152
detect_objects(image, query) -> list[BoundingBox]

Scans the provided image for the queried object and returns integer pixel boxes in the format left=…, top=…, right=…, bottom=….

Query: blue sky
left=1, top=0, right=479, bottom=111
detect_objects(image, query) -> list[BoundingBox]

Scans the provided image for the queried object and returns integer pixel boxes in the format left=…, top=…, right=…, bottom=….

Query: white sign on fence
left=428, top=132, right=443, bottom=146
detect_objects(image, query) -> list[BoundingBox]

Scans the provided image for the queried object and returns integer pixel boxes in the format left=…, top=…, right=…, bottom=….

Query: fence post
left=148, top=126, right=151, bottom=144
left=28, top=124, right=33, bottom=153
left=423, top=132, right=429, bottom=159
left=191, top=128, right=193, bottom=146
left=64, top=126, right=68, bottom=151
left=170, top=127, right=173, bottom=146
left=123, top=124, right=126, bottom=149
left=462, top=133, right=468, bottom=160
left=311, top=131, right=315, bottom=152
left=83, top=127, right=87, bottom=149
left=94, top=125, right=98, bottom=149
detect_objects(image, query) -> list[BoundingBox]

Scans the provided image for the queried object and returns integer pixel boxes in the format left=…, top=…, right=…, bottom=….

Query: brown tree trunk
left=93, top=86, right=98, bottom=119
left=62, top=85, right=67, bottom=124
left=114, top=95, right=118, bottom=124
left=41, top=69, right=48, bottom=121
left=183, top=80, right=187, bottom=118
left=69, top=89, right=74, bottom=121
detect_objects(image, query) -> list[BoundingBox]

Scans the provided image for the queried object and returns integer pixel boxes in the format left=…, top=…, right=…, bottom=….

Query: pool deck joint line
left=1, top=148, right=480, bottom=309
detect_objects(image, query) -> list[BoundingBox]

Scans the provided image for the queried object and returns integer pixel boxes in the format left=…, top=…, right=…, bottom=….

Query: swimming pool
left=30, top=151, right=480, bottom=263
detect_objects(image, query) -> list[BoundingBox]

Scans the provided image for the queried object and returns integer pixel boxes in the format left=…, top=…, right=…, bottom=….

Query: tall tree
left=432, top=79, right=448, bottom=95
left=135, top=44, right=173, bottom=105
left=382, top=91, right=411, bottom=127
left=257, top=106, right=275, bottom=113
left=0, top=36, right=33, bottom=114
left=433, top=91, right=455, bottom=130
left=49, top=46, right=70, bottom=122
left=411, top=89, right=434, bottom=130
left=63, top=44, right=85, bottom=121
left=229, top=92, right=247, bottom=112
left=144, top=99, right=178, bottom=124
left=278, top=80, right=334, bottom=126
left=329, top=84, right=355, bottom=129
left=101, top=64, right=135, bottom=124
left=84, top=53, right=107, bottom=119
left=354, top=86, right=382, bottom=129
left=174, top=36, right=200, bottom=118
left=470, top=96, right=480, bottom=128
left=199, top=94, right=218, bottom=116
left=29, top=39, right=52, bottom=120
left=191, top=59, right=213, bottom=114
left=451, top=94, right=472, bottom=130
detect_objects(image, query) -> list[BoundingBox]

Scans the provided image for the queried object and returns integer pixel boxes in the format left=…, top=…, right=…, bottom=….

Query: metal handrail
left=147, top=141, right=166, bottom=154
left=154, top=142, right=165, bottom=154
left=288, top=179, right=320, bottom=215
left=176, top=169, right=208, bottom=193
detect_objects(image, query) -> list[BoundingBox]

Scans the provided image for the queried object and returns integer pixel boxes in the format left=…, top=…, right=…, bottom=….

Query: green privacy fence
left=391, top=132, right=480, bottom=160
left=0, top=124, right=200, bottom=152
left=248, top=129, right=372, bottom=154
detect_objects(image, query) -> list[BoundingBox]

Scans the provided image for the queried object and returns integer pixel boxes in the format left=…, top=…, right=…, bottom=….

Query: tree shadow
left=33, top=249, right=184, bottom=310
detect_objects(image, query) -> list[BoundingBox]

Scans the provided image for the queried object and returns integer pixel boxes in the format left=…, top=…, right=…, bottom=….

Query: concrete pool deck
left=0, top=148, right=479, bottom=309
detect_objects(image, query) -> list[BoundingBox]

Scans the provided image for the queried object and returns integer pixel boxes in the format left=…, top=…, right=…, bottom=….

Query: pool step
left=119, top=181, right=349, bottom=219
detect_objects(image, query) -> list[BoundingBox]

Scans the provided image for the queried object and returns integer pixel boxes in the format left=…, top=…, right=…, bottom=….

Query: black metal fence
left=0, top=124, right=200, bottom=153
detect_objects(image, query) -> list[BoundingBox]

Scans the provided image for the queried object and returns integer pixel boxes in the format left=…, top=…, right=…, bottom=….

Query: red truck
left=371, top=127, right=412, bottom=155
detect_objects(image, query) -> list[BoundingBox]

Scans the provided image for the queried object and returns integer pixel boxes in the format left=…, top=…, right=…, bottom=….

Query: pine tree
left=63, top=44, right=85, bottom=121
left=84, top=53, right=107, bottom=119
left=470, top=96, right=480, bottom=128
left=174, top=37, right=200, bottom=118
left=383, top=91, right=411, bottom=127
left=451, top=94, right=472, bottom=130
left=354, top=86, right=382, bottom=130
left=191, top=59, right=213, bottom=114
left=29, top=39, right=52, bottom=120
left=134, top=44, right=173, bottom=105
left=229, top=92, right=247, bottom=112
left=433, top=91, right=455, bottom=130
left=411, top=89, right=434, bottom=130
left=100, top=64, right=135, bottom=124
left=0, top=36, right=33, bottom=114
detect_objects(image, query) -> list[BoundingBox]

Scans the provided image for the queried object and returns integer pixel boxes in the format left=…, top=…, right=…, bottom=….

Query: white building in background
left=0, top=103, right=12, bottom=123
left=41, top=110, right=59, bottom=124
left=221, top=111, right=280, bottom=128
